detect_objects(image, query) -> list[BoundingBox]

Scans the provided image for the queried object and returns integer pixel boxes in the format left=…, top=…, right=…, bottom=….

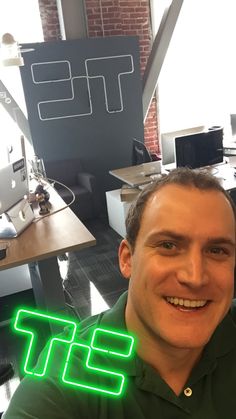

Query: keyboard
left=223, top=147, right=236, bottom=156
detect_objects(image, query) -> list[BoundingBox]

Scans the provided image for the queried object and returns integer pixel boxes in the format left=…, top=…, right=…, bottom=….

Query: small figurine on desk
left=35, top=184, right=51, bottom=215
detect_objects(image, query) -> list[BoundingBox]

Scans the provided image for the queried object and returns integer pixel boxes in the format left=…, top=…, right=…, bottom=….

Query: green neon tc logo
left=14, top=308, right=135, bottom=397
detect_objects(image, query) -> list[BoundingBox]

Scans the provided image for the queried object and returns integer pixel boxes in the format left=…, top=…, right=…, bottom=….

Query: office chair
left=132, top=139, right=153, bottom=165
left=0, top=363, right=14, bottom=387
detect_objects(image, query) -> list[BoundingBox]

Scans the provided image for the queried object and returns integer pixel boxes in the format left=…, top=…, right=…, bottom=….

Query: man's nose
left=176, top=249, right=209, bottom=288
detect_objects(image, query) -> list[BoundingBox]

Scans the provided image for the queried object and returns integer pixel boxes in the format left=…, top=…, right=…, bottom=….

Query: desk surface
left=212, top=163, right=236, bottom=191
left=109, top=161, right=162, bottom=187
left=110, top=161, right=236, bottom=192
left=0, top=185, right=96, bottom=270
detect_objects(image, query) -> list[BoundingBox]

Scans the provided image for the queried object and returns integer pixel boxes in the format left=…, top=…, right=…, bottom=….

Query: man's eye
left=209, top=247, right=227, bottom=255
left=160, top=242, right=176, bottom=250
left=210, top=248, right=221, bottom=254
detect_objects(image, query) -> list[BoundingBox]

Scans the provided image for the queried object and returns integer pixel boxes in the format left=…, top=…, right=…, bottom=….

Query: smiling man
left=4, top=168, right=236, bottom=418
left=119, top=168, right=236, bottom=400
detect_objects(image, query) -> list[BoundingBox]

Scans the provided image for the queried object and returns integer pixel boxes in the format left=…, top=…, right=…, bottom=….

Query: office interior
left=1, top=0, right=236, bottom=414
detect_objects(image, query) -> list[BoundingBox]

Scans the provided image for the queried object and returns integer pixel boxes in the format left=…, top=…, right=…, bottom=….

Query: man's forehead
left=148, top=183, right=228, bottom=204
left=143, top=183, right=235, bottom=226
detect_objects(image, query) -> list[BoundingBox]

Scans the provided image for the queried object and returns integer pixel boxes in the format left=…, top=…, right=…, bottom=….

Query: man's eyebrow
left=207, top=237, right=236, bottom=247
left=148, top=231, right=236, bottom=247
left=148, top=230, right=189, bottom=241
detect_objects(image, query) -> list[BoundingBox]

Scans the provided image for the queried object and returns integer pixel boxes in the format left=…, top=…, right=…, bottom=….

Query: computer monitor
left=132, top=139, right=152, bottom=165
left=161, top=126, right=205, bottom=165
left=0, top=157, right=34, bottom=238
left=175, top=127, right=224, bottom=169
left=0, top=158, right=28, bottom=215
left=230, top=114, right=236, bottom=138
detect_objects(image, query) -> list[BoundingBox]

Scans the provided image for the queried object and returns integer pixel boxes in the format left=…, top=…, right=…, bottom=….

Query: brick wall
left=38, top=0, right=159, bottom=153
left=84, top=0, right=159, bottom=153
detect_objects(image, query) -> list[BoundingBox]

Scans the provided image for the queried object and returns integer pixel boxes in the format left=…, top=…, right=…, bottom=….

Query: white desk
left=106, top=190, right=132, bottom=238
left=162, top=162, right=236, bottom=191
left=223, top=140, right=236, bottom=156
left=210, top=163, right=236, bottom=191
left=0, top=265, right=31, bottom=298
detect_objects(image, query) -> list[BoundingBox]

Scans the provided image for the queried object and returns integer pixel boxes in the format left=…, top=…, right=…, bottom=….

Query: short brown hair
left=125, top=167, right=236, bottom=251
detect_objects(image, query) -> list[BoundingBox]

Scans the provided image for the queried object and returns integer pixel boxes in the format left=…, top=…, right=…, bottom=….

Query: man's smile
left=165, top=296, right=209, bottom=309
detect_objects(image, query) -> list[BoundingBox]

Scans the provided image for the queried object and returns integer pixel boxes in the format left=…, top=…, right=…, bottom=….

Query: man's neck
left=126, top=308, right=203, bottom=396
left=138, top=334, right=202, bottom=395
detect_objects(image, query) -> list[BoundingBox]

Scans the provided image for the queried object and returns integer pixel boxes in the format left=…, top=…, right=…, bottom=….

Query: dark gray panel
left=20, top=37, right=144, bottom=203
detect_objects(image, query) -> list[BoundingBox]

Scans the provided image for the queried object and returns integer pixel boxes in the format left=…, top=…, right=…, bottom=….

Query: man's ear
left=118, top=239, right=132, bottom=279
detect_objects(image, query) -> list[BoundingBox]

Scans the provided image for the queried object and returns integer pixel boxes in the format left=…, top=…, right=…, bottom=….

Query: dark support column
left=56, top=0, right=88, bottom=40
left=29, top=257, right=68, bottom=333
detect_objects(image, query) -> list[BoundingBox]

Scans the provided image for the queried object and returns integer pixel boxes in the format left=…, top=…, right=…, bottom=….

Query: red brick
left=103, top=17, right=120, bottom=24
left=119, top=1, right=141, bottom=6
left=102, top=12, right=115, bottom=18
left=135, top=7, right=148, bottom=13
left=121, top=8, right=135, bottom=13
left=110, top=29, right=123, bottom=35
left=125, top=30, right=139, bottom=35
left=87, top=13, right=101, bottom=19
left=101, top=1, right=114, bottom=5
left=108, top=6, right=120, bottom=12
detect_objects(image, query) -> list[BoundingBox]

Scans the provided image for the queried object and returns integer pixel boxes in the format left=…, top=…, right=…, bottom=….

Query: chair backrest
left=132, top=139, right=152, bottom=165
left=44, top=159, right=84, bottom=185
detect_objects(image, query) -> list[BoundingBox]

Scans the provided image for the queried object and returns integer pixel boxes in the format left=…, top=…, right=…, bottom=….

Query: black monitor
left=175, top=127, right=224, bottom=169
left=160, top=126, right=205, bottom=165
left=132, top=139, right=152, bottom=165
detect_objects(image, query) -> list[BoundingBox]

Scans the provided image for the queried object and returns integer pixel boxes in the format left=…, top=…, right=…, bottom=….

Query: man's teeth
left=166, top=297, right=207, bottom=308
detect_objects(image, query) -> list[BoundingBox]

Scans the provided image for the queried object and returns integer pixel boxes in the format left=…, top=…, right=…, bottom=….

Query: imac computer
left=174, top=127, right=224, bottom=169
left=161, top=126, right=205, bottom=166
left=0, top=157, right=34, bottom=238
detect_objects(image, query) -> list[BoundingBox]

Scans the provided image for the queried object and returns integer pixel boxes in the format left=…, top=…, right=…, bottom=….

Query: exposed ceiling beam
left=142, top=0, right=184, bottom=122
left=0, top=80, right=32, bottom=144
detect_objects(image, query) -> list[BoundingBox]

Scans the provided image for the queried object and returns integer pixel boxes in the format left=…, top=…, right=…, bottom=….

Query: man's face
left=119, top=184, right=236, bottom=351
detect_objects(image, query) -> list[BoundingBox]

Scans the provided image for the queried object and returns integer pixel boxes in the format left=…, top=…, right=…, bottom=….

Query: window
left=151, top=0, right=236, bottom=139
left=0, top=0, right=44, bottom=168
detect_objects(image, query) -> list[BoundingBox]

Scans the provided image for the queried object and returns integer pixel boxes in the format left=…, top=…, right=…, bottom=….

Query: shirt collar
left=184, top=300, right=236, bottom=386
left=98, top=291, right=137, bottom=376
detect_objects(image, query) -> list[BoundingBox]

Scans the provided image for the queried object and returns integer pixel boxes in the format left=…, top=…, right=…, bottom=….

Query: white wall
left=0, top=0, right=44, bottom=168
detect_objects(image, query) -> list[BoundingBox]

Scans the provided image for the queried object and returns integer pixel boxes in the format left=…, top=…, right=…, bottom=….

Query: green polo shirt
left=4, top=292, right=236, bottom=418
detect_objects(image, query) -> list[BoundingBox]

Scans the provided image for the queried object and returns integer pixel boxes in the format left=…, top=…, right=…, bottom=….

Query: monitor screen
left=0, top=157, right=28, bottom=215
left=160, top=126, right=205, bottom=165
left=175, top=127, right=224, bottom=169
